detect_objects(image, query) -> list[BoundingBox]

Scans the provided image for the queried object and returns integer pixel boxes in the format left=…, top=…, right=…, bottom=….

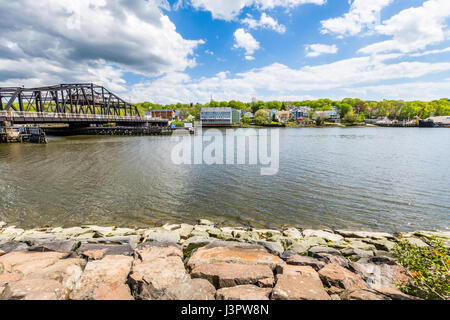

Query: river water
left=0, top=127, right=448, bottom=232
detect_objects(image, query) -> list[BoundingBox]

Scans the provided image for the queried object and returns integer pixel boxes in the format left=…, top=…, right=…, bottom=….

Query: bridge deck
left=0, top=111, right=168, bottom=125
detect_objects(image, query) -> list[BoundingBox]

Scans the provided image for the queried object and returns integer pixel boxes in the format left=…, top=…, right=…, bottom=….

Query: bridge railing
left=0, top=111, right=164, bottom=121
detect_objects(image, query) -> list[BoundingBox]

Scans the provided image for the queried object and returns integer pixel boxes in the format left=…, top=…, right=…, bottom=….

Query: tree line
left=137, top=98, right=450, bottom=121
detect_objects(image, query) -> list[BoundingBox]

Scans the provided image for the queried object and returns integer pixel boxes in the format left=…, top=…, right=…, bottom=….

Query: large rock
left=0, top=227, right=25, bottom=243
left=286, top=237, right=327, bottom=254
left=272, top=273, right=331, bottom=300
left=128, top=243, right=188, bottom=300
left=3, top=258, right=86, bottom=300
left=361, top=238, right=396, bottom=251
left=308, top=246, right=341, bottom=255
left=253, top=241, right=284, bottom=256
left=0, top=221, right=6, bottom=229
left=0, top=242, right=29, bottom=254
left=276, top=265, right=321, bottom=279
left=340, top=288, right=387, bottom=300
left=282, top=253, right=326, bottom=271
left=0, top=251, right=68, bottom=276
left=187, top=242, right=284, bottom=271
left=216, top=285, right=272, bottom=300
left=402, top=237, right=428, bottom=248
left=178, top=224, right=194, bottom=239
left=350, top=256, right=409, bottom=288
left=182, top=236, right=216, bottom=257
left=318, top=264, right=366, bottom=291
left=340, top=247, right=374, bottom=260
left=159, top=278, right=216, bottom=300
left=70, top=255, right=134, bottom=300
left=77, top=243, right=134, bottom=259
left=143, top=229, right=180, bottom=244
left=282, top=228, right=303, bottom=240
left=191, top=263, right=274, bottom=289
left=335, top=230, right=394, bottom=240
left=302, top=230, right=343, bottom=242
left=313, top=252, right=349, bottom=268
left=28, top=240, right=78, bottom=253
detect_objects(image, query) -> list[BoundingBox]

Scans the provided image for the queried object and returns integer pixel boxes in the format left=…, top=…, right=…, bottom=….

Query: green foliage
left=314, top=112, right=329, bottom=126
left=393, top=237, right=449, bottom=300
left=254, top=109, right=271, bottom=125
left=342, top=111, right=361, bottom=124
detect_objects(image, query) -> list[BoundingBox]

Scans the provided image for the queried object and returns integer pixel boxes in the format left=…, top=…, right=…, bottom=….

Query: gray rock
left=0, top=242, right=29, bottom=253
left=282, top=228, right=303, bottom=240
left=159, top=278, right=216, bottom=300
left=336, top=230, right=394, bottom=240
left=402, top=237, right=428, bottom=247
left=143, top=229, right=180, bottom=243
left=283, top=254, right=326, bottom=271
left=28, top=240, right=78, bottom=253
left=287, top=237, right=327, bottom=254
left=340, top=247, right=374, bottom=260
left=362, top=238, right=397, bottom=251
left=253, top=241, right=284, bottom=256
left=303, top=229, right=343, bottom=242
left=308, top=246, right=341, bottom=255
left=181, top=236, right=216, bottom=257
left=197, top=219, right=215, bottom=226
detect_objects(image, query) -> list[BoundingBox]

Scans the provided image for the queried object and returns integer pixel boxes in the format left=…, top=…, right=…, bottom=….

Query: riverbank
left=1, top=220, right=448, bottom=300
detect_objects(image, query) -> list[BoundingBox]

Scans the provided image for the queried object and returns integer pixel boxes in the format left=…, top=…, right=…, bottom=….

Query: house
left=200, top=107, right=241, bottom=126
left=149, top=109, right=176, bottom=120
left=313, top=107, right=340, bottom=123
left=291, top=106, right=312, bottom=120
left=276, top=111, right=291, bottom=123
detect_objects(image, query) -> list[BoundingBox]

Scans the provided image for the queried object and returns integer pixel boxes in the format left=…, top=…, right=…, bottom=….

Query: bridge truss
left=0, top=83, right=140, bottom=117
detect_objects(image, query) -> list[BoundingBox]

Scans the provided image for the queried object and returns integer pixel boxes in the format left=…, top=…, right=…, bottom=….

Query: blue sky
left=0, top=0, right=449, bottom=103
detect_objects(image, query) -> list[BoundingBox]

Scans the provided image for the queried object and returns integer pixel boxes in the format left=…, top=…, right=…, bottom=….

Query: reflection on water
left=0, top=127, right=449, bottom=232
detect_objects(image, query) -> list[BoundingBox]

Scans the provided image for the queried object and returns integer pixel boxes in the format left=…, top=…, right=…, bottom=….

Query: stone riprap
left=0, top=220, right=448, bottom=300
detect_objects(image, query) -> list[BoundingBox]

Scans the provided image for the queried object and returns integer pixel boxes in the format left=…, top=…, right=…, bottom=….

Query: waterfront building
left=200, top=107, right=241, bottom=126
left=291, top=106, right=312, bottom=120
left=149, top=109, right=176, bottom=120
left=313, top=107, right=341, bottom=123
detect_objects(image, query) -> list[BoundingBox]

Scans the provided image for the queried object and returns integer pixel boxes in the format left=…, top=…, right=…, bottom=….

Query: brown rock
left=70, top=255, right=134, bottom=300
left=160, top=278, right=216, bottom=300
left=82, top=249, right=107, bottom=260
left=340, top=288, right=387, bottom=300
left=187, top=242, right=283, bottom=270
left=318, top=264, right=367, bottom=290
left=257, top=277, right=274, bottom=288
left=4, top=279, right=67, bottom=300
left=28, top=240, right=78, bottom=253
left=2, top=258, right=86, bottom=300
left=128, top=249, right=189, bottom=300
left=0, top=250, right=5, bottom=257
left=216, top=285, right=272, bottom=300
left=0, top=251, right=68, bottom=276
left=314, top=252, right=349, bottom=268
left=284, top=254, right=326, bottom=271
left=371, top=284, right=417, bottom=300
left=272, top=274, right=331, bottom=300
left=135, top=242, right=183, bottom=261
left=191, top=263, right=274, bottom=289
left=276, top=264, right=320, bottom=280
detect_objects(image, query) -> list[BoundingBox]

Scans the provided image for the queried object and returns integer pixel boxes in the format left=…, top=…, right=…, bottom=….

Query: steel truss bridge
left=0, top=83, right=167, bottom=126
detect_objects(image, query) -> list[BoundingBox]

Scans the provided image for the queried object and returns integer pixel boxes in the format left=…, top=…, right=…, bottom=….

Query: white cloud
left=241, top=13, right=286, bottom=33
left=129, top=54, right=450, bottom=103
left=321, top=0, right=394, bottom=36
left=305, top=44, right=338, bottom=57
left=359, top=0, right=450, bottom=55
left=0, top=0, right=203, bottom=90
left=233, top=28, right=261, bottom=59
left=410, top=47, right=450, bottom=57
left=342, top=80, right=450, bottom=101
left=189, top=0, right=326, bottom=21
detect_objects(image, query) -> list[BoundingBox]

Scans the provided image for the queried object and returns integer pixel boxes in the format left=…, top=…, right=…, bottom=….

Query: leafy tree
left=254, top=109, right=270, bottom=125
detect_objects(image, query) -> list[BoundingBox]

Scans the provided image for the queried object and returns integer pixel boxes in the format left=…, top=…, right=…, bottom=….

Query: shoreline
left=1, top=219, right=448, bottom=300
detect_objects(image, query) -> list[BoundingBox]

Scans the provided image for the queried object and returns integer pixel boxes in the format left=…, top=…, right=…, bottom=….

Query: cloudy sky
left=0, top=0, right=449, bottom=103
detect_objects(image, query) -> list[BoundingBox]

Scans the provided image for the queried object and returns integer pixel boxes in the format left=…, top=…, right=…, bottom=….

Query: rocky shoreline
left=0, top=219, right=448, bottom=300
